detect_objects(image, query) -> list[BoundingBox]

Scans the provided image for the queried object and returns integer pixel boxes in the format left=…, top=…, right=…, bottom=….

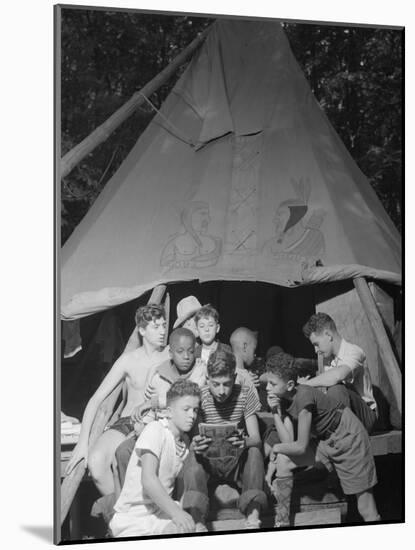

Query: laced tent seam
left=137, top=91, right=199, bottom=149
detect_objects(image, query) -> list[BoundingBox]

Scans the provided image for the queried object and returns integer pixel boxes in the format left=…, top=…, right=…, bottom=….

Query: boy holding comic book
left=182, top=349, right=267, bottom=531
left=114, top=327, right=256, bottom=487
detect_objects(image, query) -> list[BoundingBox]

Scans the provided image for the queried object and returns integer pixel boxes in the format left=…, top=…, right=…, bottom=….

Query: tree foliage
left=60, top=9, right=402, bottom=244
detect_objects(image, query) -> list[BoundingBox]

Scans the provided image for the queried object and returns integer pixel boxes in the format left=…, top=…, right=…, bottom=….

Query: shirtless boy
left=65, top=304, right=169, bottom=495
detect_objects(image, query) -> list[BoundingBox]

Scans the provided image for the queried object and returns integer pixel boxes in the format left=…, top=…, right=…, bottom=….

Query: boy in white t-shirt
left=109, top=379, right=201, bottom=538
left=300, top=313, right=377, bottom=433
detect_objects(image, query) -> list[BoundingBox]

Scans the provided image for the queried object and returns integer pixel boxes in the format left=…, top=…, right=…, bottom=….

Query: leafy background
left=60, top=9, right=402, bottom=244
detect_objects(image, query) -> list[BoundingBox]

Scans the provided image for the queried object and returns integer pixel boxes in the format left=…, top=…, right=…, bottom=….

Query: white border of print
left=3, top=0, right=410, bottom=549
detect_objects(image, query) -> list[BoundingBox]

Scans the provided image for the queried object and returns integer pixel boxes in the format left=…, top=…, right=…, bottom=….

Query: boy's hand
left=297, top=375, right=311, bottom=385
left=65, top=441, right=88, bottom=475
left=248, top=371, right=260, bottom=387
left=131, top=402, right=152, bottom=422
left=271, top=445, right=280, bottom=459
left=172, top=510, right=195, bottom=533
left=265, top=460, right=277, bottom=490
left=191, top=434, right=212, bottom=454
left=226, top=432, right=246, bottom=448
left=267, top=394, right=282, bottom=414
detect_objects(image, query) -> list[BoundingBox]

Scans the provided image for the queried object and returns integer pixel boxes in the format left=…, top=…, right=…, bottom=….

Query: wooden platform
left=294, top=508, right=341, bottom=527
left=370, top=430, right=402, bottom=456
left=60, top=423, right=402, bottom=538
left=208, top=505, right=342, bottom=531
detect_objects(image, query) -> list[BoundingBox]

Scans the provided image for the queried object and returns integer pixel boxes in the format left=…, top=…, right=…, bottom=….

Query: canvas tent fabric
left=61, top=19, right=401, bottom=320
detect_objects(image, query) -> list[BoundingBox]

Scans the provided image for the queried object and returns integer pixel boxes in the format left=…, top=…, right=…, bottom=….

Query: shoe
left=195, top=523, right=208, bottom=532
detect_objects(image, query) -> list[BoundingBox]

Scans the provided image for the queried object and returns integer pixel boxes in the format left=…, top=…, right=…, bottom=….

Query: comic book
left=199, top=422, right=240, bottom=459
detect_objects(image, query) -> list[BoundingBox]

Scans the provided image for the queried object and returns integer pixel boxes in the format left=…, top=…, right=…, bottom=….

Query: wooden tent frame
left=59, top=23, right=402, bottom=534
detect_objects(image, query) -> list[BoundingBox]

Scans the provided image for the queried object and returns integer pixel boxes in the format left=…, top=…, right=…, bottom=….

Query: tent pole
left=163, top=292, right=170, bottom=347
left=60, top=27, right=211, bottom=179
left=353, top=277, right=401, bottom=415
left=60, top=285, right=167, bottom=525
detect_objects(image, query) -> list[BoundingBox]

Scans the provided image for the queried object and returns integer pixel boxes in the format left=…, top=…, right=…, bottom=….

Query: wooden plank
left=163, top=292, right=170, bottom=347
left=353, top=277, right=401, bottom=417
left=368, top=282, right=395, bottom=335
left=60, top=381, right=123, bottom=523
left=209, top=518, right=246, bottom=531
left=60, top=28, right=210, bottom=178
left=370, top=430, right=402, bottom=456
left=294, top=508, right=341, bottom=527
left=210, top=509, right=342, bottom=530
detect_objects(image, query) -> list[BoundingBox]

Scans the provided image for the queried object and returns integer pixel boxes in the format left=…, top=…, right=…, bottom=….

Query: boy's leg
left=318, top=408, right=378, bottom=519
left=182, top=451, right=211, bottom=527
left=356, top=489, right=381, bottom=522
left=272, top=454, right=296, bottom=527
left=346, top=387, right=377, bottom=434
left=88, top=429, right=127, bottom=495
left=327, top=384, right=377, bottom=434
left=239, top=447, right=268, bottom=526
left=271, top=446, right=317, bottom=527
left=114, top=434, right=139, bottom=489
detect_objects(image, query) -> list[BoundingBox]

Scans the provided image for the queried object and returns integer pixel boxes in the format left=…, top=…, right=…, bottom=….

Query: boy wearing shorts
left=265, top=352, right=380, bottom=527
left=301, top=313, right=377, bottom=433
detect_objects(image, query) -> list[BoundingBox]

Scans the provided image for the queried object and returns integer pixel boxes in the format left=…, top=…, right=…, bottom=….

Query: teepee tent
left=61, top=19, right=401, bottom=322
left=59, top=18, right=402, bottom=528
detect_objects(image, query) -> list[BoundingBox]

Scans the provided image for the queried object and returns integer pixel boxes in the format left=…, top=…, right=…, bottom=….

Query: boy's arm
left=65, top=354, right=128, bottom=474
left=301, top=364, right=352, bottom=388
left=243, top=414, right=262, bottom=448
left=272, top=409, right=312, bottom=457
left=267, top=395, right=294, bottom=443
left=272, top=411, right=294, bottom=443
left=143, top=372, right=163, bottom=409
left=141, top=451, right=195, bottom=532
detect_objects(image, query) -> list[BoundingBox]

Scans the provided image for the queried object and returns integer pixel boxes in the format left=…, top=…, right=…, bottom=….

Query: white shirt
left=113, top=419, right=187, bottom=516
left=327, top=339, right=376, bottom=410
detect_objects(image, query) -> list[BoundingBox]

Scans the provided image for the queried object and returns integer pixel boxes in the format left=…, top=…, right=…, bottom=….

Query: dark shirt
left=194, top=341, right=232, bottom=358
left=285, top=385, right=344, bottom=438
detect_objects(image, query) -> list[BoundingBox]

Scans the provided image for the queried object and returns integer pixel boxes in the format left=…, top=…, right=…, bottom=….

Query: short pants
left=317, top=407, right=377, bottom=495
left=262, top=408, right=377, bottom=495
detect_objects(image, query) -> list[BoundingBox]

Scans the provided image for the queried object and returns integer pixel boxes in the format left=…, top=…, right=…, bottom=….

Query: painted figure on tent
left=160, top=201, right=222, bottom=272
left=262, top=177, right=326, bottom=262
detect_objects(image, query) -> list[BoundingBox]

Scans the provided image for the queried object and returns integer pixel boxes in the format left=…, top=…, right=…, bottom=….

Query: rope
left=137, top=91, right=198, bottom=148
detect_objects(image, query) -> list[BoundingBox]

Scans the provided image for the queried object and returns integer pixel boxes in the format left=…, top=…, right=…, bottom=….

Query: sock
left=273, top=475, right=294, bottom=527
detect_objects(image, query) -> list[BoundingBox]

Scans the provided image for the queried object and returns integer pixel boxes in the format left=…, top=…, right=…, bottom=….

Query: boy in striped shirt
left=182, top=350, right=267, bottom=530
